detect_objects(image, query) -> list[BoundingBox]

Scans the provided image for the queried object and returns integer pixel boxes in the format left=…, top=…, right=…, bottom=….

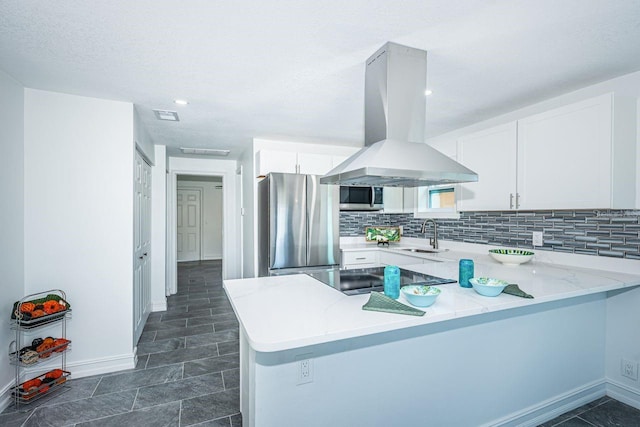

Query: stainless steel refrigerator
left=258, top=173, right=340, bottom=276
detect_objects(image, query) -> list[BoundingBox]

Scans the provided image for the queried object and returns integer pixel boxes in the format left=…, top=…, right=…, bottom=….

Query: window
left=414, top=185, right=459, bottom=219
left=428, top=187, right=455, bottom=209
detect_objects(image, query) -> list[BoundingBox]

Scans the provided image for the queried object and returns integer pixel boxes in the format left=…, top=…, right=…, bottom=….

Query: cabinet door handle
left=509, top=193, right=514, bottom=209
left=515, top=193, right=520, bottom=209
left=355, top=257, right=366, bottom=260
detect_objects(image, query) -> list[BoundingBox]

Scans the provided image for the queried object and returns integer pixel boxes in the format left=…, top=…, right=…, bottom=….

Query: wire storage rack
left=8, top=289, right=72, bottom=407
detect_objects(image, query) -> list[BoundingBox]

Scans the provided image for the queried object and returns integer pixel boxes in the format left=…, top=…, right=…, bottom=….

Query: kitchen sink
left=399, top=248, right=449, bottom=254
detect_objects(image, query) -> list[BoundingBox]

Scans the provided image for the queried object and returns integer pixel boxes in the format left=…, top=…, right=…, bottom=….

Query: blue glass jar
left=384, top=265, right=400, bottom=299
left=459, top=259, right=474, bottom=288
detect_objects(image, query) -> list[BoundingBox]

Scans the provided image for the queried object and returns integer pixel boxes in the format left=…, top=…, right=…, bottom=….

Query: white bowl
left=469, top=277, right=509, bottom=297
left=489, top=249, right=534, bottom=265
left=401, top=285, right=441, bottom=307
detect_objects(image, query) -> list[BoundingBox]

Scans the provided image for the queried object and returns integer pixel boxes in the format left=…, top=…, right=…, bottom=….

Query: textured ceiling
left=2, top=0, right=640, bottom=159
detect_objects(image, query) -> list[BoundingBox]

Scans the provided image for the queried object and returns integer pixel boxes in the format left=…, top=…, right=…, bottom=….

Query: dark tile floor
left=1, top=260, right=241, bottom=427
left=538, top=396, right=640, bottom=427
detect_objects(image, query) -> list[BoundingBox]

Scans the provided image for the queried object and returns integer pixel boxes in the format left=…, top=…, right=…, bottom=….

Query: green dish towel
left=503, top=284, right=534, bottom=299
left=362, top=292, right=425, bottom=316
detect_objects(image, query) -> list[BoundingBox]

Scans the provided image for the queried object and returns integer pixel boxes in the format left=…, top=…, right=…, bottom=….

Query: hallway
left=1, top=260, right=241, bottom=426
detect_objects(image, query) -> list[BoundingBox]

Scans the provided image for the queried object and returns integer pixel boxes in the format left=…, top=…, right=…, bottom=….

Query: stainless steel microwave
left=339, top=186, right=384, bottom=211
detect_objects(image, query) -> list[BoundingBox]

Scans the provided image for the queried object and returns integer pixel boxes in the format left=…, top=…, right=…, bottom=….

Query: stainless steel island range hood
left=321, top=42, right=478, bottom=187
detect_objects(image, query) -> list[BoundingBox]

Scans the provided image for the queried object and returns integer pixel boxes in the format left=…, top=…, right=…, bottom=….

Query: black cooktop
left=307, top=266, right=456, bottom=295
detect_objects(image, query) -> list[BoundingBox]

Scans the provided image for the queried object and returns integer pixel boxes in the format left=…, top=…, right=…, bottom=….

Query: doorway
left=176, top=175, right=223, bottom=263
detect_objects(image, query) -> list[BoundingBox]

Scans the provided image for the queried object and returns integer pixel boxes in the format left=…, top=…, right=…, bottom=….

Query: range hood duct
left=321, top=42, right=478, bottom=187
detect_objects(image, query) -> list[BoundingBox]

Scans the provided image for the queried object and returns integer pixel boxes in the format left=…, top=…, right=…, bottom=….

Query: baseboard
left=482, top=379, right=607, bottom=427
left=66, top=352, right=136, bottom=378
left=151, top=299, right=167, bottom=311
left=0, top=379, right=15, bottom=415
left=606, top=380, right=640, bottom=410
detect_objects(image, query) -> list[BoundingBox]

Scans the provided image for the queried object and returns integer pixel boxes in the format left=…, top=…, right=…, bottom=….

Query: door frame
left=167, top=170, right=235, bottom=295
left=134, top=149, right=152, bottom=345
left=176, top=185, right=204, bottom=262
left=166, top=157, right=243, bottom=295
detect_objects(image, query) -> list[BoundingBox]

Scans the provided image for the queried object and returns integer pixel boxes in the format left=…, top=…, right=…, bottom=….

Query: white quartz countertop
left=224, top=249, right=640, bottom=353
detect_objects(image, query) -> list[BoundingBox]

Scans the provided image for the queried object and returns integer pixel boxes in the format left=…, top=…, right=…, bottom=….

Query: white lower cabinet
left=341, top=250, right=379, bottom=269
left=378, top=251, right=429, bottom=266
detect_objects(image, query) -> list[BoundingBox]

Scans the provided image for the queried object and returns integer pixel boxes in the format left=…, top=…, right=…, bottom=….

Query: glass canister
left=384, top=265, right=400, bottom=299
left=458, top=259, right=474, bottom=288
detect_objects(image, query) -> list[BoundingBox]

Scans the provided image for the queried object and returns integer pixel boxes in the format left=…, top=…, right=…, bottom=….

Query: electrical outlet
left=532, top=231, right=543, bottom=247
left=296, top=356, right=313, bottom=385
left=621, top=358, right=638, bottom=380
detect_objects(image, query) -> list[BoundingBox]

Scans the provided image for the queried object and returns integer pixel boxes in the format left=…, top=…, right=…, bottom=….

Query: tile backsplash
left=340, top=210, right=640, bottom=260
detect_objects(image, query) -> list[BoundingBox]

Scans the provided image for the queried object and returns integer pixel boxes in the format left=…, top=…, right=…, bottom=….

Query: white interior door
left=177, top=189, right=201, bottom=262
left=134, top=151, right=152, bottom=344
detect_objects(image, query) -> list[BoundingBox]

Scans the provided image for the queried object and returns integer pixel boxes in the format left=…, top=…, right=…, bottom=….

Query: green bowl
left=489, top=249, right=534, bottom=265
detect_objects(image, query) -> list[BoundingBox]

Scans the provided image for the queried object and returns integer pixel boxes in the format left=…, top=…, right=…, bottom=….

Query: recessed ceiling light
left=424, top=89, right=433, bottom=96
left=180, top=147, right=231, bottom=156
left=174, top=99, right=189, bottom=105
left=153, top=109, right=180, bottom=121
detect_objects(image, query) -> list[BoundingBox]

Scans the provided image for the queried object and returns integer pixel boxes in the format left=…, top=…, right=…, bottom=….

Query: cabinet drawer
left=341, top=251, right=378, bottom=266
left=343, top=262, right=378, bottom=270
left=379, top=251, right=425, bottom=266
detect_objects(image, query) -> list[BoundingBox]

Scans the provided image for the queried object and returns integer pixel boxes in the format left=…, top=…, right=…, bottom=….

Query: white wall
left=167, top=157, right=241, bottom=285
left=151, top=145, right=167, bottom=310
left=177, top=177, right=223, bottom=260
left=24, top=89, right=136, bottom=376
left=134, top=106, right=155, bottom=165
left=0, top=69, right=25, bottom=401
left=239, top=149, right=255, bottom=277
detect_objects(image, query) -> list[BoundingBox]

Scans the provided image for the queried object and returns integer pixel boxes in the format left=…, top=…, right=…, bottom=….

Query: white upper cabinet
left=455, top=93, right=636, bottom=211
left=257, top=146, right=360, bottom=177
left=383, top=187, right=416, bottom=213
left=457, top=122, right=518, bottom=211
left=517, top=93, right=635, bottom=209
left=256, top=150, right=332, bottom=176
left=296, top=152, right=334, bottom=175
left=256, top=150, right=297, bottom=175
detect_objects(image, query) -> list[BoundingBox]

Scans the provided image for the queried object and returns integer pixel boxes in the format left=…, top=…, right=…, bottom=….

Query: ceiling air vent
left=153, top=109, right=180, bottom=121
left=180, top=147, right=231, bottom=156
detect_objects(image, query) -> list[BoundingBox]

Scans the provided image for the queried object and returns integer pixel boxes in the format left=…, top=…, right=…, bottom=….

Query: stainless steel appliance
left=321, top=42, right=478, bottom=187
left=258, top=173, right=340, bottom=276
left=339, top=186, right=383, bottom=211
left=307, top=266, right=456, bottom=295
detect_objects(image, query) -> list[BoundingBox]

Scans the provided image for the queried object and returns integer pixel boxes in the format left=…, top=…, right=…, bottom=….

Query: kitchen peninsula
left=223, top=245, right=640, bottom=427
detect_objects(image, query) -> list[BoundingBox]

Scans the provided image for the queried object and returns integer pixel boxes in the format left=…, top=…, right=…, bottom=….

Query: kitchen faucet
left=421, top=218, right=438, bottom=250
